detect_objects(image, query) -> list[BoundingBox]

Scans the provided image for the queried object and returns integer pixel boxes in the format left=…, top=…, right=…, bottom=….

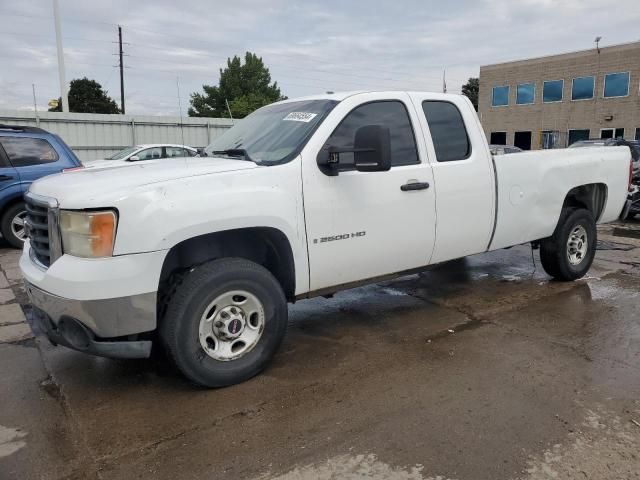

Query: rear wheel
left=1, top=202, right=27, bottom=249
left=540, top=208, right=596, bottom=281
left=160, top=258, right=287, bottom=387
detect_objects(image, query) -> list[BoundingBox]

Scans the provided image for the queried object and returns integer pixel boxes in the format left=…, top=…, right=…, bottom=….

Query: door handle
left=400, top=181, right=429, bottom=191
left=0, top=175, right=13, bottom=181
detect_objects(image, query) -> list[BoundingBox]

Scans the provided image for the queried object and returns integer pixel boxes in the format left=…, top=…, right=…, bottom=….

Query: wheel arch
left=0, top=193, right=26, bottom=218
left=159, top=227, right=296, bottom=302
left=562, top=183, right=607, bottom=222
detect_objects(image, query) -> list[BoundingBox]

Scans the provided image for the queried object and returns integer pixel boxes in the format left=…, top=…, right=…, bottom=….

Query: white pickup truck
left=20, top=91, right=632, bottom=387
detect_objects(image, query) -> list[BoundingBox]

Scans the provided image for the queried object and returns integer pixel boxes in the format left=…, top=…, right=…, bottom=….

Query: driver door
left=301, top=92, right=436, bottom=292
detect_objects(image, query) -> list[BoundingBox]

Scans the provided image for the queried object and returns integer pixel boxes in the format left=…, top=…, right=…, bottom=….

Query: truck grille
left=25, top=196, right=52, bottom=267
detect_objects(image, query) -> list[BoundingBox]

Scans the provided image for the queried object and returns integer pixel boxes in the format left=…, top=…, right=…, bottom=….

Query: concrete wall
left=478, top=41, right=640, bottom=149
left=0, top=111, right=233, bottom=161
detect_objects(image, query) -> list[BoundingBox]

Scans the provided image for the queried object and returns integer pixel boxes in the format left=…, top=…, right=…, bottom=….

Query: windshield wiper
left=210, top=148, right=254, bottom=162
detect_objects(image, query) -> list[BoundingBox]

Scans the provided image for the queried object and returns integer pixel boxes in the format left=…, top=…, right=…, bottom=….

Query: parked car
left=0, top=125, right=82, bottom=248
left=625, top=183, right=640, bottom=219
left=83, top=144, right=198, bottom=168
left=489, top=144, right=523, bottom=155
left=20, top=91, right=632, bottom=387
left=569, top=138, right=639, bottom=181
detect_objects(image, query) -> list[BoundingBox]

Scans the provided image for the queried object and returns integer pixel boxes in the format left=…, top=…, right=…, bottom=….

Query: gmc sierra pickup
left=20, top=91, right=632, bottom=387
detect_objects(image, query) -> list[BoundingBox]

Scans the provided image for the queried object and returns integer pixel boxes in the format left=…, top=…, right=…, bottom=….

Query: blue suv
left=0, top=125, right=82, bottom=248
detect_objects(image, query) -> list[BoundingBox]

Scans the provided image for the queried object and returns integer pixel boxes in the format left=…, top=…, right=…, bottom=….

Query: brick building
left=478, top=41, right=640, bottom=150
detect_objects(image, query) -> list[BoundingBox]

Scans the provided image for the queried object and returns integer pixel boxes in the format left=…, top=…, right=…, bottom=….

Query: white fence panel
left=0, top=110, right=233, bottom=161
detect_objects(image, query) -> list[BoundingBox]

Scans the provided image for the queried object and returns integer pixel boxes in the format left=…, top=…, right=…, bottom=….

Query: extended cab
left=20, top=92, right=632, bottom=387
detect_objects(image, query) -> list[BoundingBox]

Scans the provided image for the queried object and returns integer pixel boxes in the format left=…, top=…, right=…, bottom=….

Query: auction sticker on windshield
left=283, top=112, right=318, bottom=122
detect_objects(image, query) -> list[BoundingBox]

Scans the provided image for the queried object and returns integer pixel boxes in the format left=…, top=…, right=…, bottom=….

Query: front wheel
left=1, top=202, right=28, bottom=249
left=160, top=258, right=288, bottom=387
left=539, top=208, right=596, bottom=281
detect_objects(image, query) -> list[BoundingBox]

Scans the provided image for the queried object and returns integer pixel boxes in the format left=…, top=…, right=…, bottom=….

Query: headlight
left=59, top=210, right=117, bottom=258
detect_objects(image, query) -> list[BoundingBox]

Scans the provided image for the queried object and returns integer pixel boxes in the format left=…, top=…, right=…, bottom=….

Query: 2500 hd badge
left=313, top=231, right=366, bottom=244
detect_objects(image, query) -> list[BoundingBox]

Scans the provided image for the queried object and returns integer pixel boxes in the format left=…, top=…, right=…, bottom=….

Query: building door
left=540, top=130, right=561, bottom=149
left=490, top=132, right=507, bottom=145
left=514, top=131, right=532, bottom=150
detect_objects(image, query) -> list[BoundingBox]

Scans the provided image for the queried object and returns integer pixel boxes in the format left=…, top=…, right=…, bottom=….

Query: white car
left=83, top=144, right=198, bottom=168
left=20, top=91, right=632, bottom=388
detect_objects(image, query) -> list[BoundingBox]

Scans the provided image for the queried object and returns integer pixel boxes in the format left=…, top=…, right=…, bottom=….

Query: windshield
left=107, top=146, right=140, bottom=160
left=204, top=99, right=338, bottom=164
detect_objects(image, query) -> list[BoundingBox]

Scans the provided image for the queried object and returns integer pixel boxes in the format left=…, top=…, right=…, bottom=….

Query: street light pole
left=52, top=0, right=69, bottom=112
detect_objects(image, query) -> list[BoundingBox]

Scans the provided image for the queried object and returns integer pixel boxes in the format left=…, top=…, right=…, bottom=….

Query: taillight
left=62, top=166, right=84, bottom=173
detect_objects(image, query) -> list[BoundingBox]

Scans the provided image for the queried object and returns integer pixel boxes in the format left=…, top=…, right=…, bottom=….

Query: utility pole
left=118, top=25, right=125, bottom=114
left=442, top=68, right=447, bottom=94
left=52, top=0, right=68, bottom=112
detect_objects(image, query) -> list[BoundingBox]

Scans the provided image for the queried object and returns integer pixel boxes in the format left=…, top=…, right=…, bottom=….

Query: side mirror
left=353, top=125, right=391, bottom=172
left=317, top=124, right=392, bottom=176
left=128, top=155, right=140, bottom=162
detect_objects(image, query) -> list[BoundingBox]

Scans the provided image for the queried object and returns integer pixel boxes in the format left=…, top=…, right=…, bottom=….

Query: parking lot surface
left=1, top=223, right=639, bottom=480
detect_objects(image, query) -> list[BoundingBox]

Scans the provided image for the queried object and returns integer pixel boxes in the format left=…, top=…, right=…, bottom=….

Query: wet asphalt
left=0, top=223, right=639, bottom=480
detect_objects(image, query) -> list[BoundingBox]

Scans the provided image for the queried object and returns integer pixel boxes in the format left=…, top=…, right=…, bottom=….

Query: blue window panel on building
left=516, top=83, right=535, bottom=104
left=492, top=86, right=509, bottom=106
left=543, top=80, right=563, bottom=102
left=572, top=76, right=594, bottom=100
left=604, top=72, right=630, bottom=98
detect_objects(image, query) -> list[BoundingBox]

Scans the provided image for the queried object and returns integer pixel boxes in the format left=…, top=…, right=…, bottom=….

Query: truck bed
left=489, top=146, right=630, bottom=250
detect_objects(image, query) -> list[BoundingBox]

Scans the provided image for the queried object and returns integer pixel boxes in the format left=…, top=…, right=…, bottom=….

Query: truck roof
left=275, top=91, right=463, bottom=104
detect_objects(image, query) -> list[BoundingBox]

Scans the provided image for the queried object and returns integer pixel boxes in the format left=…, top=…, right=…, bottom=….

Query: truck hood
left=29, top=156, right=258, bottom=207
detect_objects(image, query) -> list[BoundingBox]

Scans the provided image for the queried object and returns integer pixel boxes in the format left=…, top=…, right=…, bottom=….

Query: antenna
left=32, top=84, right=40, bottom=126
left=176, top=76, right=185, bottom=148
left=225, top=98, right=235, bottom=125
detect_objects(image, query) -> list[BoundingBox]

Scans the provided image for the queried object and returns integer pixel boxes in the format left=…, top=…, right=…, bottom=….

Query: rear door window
left=165, top=147, right=190, bottom=158
left=422, top=101, right=471, bottom=162
left=0, top=137, right=59, bottom=167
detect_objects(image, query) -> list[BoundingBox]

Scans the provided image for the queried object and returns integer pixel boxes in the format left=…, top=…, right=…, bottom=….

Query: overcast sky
left=1, top=0, right=639, bottom=116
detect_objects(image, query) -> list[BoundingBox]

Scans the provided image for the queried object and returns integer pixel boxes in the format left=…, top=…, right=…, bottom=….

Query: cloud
left=0, top=0, right=639, bottom=115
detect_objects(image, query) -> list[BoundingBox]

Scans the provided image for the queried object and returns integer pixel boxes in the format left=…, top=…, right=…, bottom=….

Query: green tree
left=461, top=77, right=479, bottom=111
left=189, top=52, right=285, bottom=118
left=49, top=77, right=120, bottom=114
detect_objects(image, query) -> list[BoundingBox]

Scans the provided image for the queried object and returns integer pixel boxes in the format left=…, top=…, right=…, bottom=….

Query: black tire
left=160, top=258, right=287, bottom=387
left=1, top=202, right=27, bottom=249
left=539, top=208, right=596, bottom=281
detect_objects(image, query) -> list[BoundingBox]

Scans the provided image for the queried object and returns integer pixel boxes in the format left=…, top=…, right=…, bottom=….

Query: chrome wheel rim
left=567, top=225, right=588, bottom=265
left=11, top=210, right=27, bottom=241
left=198, top=290, right=265, bottom=361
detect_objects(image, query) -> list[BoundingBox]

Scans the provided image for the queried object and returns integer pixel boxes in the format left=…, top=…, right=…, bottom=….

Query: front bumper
left=26, top=282, right=153, bottom=359
left=20, top=240, right=166, bottom=337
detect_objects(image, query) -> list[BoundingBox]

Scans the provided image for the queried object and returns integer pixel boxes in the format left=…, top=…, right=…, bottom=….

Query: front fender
left=111, top=159, right=309, bottom=294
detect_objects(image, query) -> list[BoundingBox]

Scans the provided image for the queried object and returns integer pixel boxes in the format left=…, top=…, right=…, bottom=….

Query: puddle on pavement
left=256, top=453, right=445, bottom=480
left=0, top=425, right=27, bottom=459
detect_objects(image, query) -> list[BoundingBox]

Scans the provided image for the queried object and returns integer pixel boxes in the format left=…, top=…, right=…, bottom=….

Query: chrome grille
left=24, top=193, right=61, bottom=268
left=25, top=198, right=50, bottom=266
